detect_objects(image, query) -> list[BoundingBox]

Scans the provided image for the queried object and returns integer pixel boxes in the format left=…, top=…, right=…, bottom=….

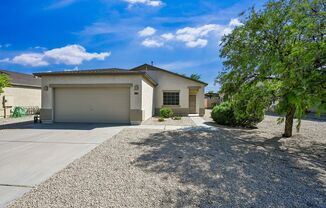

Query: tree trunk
left=283, top=106, right=296, bottom=137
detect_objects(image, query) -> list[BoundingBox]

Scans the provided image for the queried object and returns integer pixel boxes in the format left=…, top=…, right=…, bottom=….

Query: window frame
left=163, top=91, right=180, bottom=106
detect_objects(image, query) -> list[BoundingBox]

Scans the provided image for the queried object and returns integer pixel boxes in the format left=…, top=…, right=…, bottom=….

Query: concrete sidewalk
left=0, top=123, right=126, bottom=208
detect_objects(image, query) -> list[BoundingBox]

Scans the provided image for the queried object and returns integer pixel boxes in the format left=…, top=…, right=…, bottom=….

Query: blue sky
left=0, top=0, right=268, bottom=91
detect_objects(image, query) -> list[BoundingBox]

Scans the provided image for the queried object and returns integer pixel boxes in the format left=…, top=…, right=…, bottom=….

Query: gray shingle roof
left=0, top=70, right=41, bottom=88
left=32, top=64, right=207, bottom=86
left=131, top=64, right=208, bottom=85
left=33, top=68, right=158, bottom=86
left=33, top=68, right=129, bottom=76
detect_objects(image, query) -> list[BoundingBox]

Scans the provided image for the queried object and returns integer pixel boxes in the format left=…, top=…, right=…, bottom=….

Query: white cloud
left=139, top=18, right=244, bottom=48
left=229, top=18, right=243, bottom=27
left=12, top=53, right=48, bottom=67
left=142, top=39, right=163, bottom=48
left=159, top=59, right=217, bottom=70
left=34, top=46, right=47, bottom=50
left=0, top=58, right=10, bottom=63
left=174, top=24, right=223, bottom=48
left=176, top=24, right=223, bottom=39
left=161, top=33, right=174, bottom=40
left=159, top=61, right=197, bottom=70
left=2, top=44, right=111, bottom=67
left=124, top=0, right=163, bottom=7
left=185, top=39, right=208, bottom=48
left=44, top=45, right=110, bottom=65
left=138, top=26, right=156, bottom=37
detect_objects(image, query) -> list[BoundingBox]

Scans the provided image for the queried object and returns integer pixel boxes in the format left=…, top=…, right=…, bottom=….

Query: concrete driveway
left=0, top=122, right=127, bottom=208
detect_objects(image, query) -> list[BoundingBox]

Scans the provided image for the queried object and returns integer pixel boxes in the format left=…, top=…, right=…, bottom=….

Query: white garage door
left=54, top=87, right=130, bottom=123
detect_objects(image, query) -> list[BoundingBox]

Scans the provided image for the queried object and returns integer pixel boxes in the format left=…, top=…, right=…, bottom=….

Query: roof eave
left=131, top=64, right=208, bottom=86
left=33, top=71, right=158, bottom=87
left=11, top=83, right=42, bottom=88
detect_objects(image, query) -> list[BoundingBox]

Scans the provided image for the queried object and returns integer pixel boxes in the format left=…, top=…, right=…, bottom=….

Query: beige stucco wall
left=141, top=79, right=154, bottom=120
left=39, top=70, right=205, bottom=122
left=205, top=97, right=220, bottom=108
left=144, top=70, right=205, bottom=114
left=0, top=86, right=41, bottom=118
left=41, top=74, right=144, bottom=123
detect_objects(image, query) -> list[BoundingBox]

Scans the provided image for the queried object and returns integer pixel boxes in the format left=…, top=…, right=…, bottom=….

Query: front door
left=189, top=95, right=196, bottom=114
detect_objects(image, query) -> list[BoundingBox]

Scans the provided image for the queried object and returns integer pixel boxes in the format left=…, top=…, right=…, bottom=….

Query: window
left=163, top=92, right=180, bottom=105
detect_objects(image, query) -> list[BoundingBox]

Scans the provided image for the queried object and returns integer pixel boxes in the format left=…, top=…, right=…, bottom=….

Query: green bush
left=172, top=116, right=181, bottom=120
left=211, top=102, right=236, bottom=126
left=232, top=97, right=265, bottom=127
left=212, top=85, right=272, bottom=127
left=232, top=84, right=272, bottom=127
left=160, top=107, right=174, bottom=118
left=158, top=117, right=165, bottom=122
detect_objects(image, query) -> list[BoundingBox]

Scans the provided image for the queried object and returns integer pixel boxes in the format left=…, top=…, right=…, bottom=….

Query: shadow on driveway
left=0, top=122, right=130, bottom=131
left=131, top=127, right=326, bottom=207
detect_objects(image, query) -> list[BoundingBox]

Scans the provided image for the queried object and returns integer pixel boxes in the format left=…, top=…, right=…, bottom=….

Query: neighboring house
left=0, top=70, right=41, bottom=118
left=204, top=92, right=223, bottom=109
left=34, top=64, right=207, bottom=124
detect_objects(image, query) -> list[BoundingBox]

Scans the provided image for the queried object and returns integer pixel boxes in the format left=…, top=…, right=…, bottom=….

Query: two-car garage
left=54, top=87, right=130, bottom=123
left=35, top=69, right=157, bottom=124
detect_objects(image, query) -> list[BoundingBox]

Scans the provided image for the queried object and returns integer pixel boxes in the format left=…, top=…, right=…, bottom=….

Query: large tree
left=217, top=0, right=325, bottom=137
left=190, top=73, right=201, bottom=81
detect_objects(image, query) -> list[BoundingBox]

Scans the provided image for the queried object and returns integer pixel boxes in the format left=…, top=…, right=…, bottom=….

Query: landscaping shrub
left=172, top=116, right=181, bottom=120
left=211, top=102, right=236, bottom=126
left=232, top=84, right=272, bottom=127
left=232, top=97, right=265, bottom=127
left=212, top=85, right=272, bottom=127
left=158, top=117, right=165, bottom=122
left=160, top=107, right=174, bottom=118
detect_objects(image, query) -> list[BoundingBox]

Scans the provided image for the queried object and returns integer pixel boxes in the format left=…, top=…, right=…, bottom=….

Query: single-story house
left=0, top=70, right=41, bottom=118
left=34, top=64, right=207, bottom=124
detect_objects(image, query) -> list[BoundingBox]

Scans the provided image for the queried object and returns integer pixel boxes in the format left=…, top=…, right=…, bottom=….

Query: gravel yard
left=142, top=116, right=196, bottom=126
left=8, top=115, right=326, bottom=208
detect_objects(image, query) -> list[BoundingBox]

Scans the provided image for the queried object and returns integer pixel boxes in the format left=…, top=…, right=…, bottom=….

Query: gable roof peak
left=130, top=64, right=208, bottom=86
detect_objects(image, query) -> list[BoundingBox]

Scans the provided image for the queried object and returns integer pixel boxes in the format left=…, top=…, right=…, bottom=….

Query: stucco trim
left=199, top=108, right=205, bottom=117
left=162, top=105, right=181, bottom=108
left=49, top=84, right=133, bottom=88
left=188, top=86, right=201, bottom=90
left=130, top=109, right=144, bottom=122
left=34, top=71, right=158, bottom=87
left=40, top=108, right=53, bottom=121
left=162, top=90, right=181, bottom=92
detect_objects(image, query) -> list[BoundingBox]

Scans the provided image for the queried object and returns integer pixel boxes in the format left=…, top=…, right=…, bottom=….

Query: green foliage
left=211, top=102, right=236, bottom=126
left=217, top=0, right=326, bottom=134
left=190, top=73, right=201, bottom=81
left=232, top=84, right=274, bottom=127
left=0, top=74, right=11, bottom=93
left=173, top=116, right=181, bottom=120
left=212, top=85, right=272, bottom=127
left=158, top=117, right=165, bottom=122
left=159, top=107, right=174, bottom=118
